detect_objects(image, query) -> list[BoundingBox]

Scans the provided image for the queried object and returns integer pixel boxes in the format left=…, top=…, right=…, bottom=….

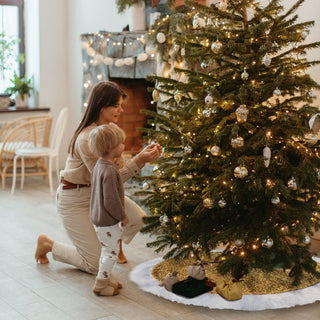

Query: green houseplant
left=5, top=73, right=33, bottom=107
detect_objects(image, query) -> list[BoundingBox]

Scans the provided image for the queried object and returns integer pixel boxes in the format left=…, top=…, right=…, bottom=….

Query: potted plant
left=5, top=73, right=33, bottom=107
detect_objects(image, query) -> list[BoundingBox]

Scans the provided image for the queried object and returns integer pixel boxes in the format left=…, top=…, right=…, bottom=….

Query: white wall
left=25, top=0, right=320, bottom=167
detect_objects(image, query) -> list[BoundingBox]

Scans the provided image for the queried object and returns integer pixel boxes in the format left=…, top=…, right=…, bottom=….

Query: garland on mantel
left=116, top=0, right=176, bottom=13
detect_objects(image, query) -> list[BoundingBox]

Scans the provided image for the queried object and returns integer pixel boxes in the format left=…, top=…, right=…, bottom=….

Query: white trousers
left=54, top=184, right=146, bottom=274
left=94, top=224, right=122, bottom=279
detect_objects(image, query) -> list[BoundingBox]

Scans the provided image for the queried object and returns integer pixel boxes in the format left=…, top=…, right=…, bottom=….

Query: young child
left=88, top=123, right=128, bottom=296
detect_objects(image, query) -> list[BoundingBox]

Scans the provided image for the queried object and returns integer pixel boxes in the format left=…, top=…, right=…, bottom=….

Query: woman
left=35, top=81, right=161, bottom=275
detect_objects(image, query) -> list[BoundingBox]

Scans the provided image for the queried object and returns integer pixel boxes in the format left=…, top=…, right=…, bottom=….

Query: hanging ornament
left=211, top=40, right=223, bottom=54
left=288, top=177, right=297, bottom=190
left=104, top=57, right=114, bottom=66
left=206, top=17, right=213, bottom=26
left=184, top=145, right=192, bottom=154
left=308, top=90, right=314, bottom=98
left=235, top=239, right=244, bottom=247
left=152, top=165, right=159, bottom=173
left=156, top=32, right=166, bottom=43
left=192, top=15, right=206, bottom=29
left=234, top=166, right=248, bottom=179
left=261, top=237, right=274, bottom=248
left=315, top=168, right=320, bottom=180
left=262, top=53, right=271, bottom=66
left=210, top=145, right=221, bottom=156
left=152, top=89, right=159, bottom=102
left=235, top=105, right=249, bottom=123
left=137, top=53, right=148, bottom=62
left=304, top=132, right=318, bottom=146
left=205, top=94, right=213, bottom=105
left=271, top=196, right=280, bottom=205
left=301, top=30, right=308, bottom=39
left=263, top=146, right=271, bottom=167
left=273, top=87, right=281, bottom=96
left=174, top=92, right=183, bottom=104
left=218, top=198, right=227, bottom=208
left=231, top=137, right=244, bottom=148
left=218, top=0, right=228, bottom=11
left=142, top=181, right=150, bottom=190
left=159, top=214, right=169, bottom=226
left=203, top=198, right=214, bottom=209
left=304, top=235, right=311, bottom=244
left=181, top=47, right=185, bottom=56
left=241, top=68, right=249, bottom=81
left=201, top=61, right=209, bottom=69
left=202, top=108, right=211, bottom=117
left=124, top=57, right=135, bottom=66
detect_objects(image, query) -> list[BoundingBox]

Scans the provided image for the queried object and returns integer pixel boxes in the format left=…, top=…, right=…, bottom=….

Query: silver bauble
left=231, top=137, right=244, bottom=148
left=211, top=40, right=222, bottom=54
left=235, top=239, right=244, bottom=247
left=304, top=235, right=311, bottom=244
left=159, top=214, right=169, bottom=226
left=301, top=30, right=308, bottom=39
left=271, top=196, right=280, bottom=205
left=235, top=104, right=249, bottom=123
left=273, top=87, right=281, bottom=96
left=202, top=109, right=211, bottom=117
left=262, top=53, right=271, bottom=66
left=308, top=89, right=314, bottom=98
left=142, top=181, right=150, bottom=190
left=152, top=89, right=159, bottom=102
left=174, top=92, right=183, bottom=104
left=210, top=145, right=221, bottom=156
left=184, top=145, right=192, bottom=154
left=288, top=177, right=297, bottom=190
left=218, top=198, right=227, bottom=208
left=241, top=69, right=249, bottom=81
left=205, top=94, right=213, bottom=105
left=218, top=0, right=228, bottom=11
left=203, top=198, right=214, bottom=209
left=262, top=237, right=274, bottom=248
left=234, top=166, right=248, bottom=179
left=201, top=61, right=209, bottom=69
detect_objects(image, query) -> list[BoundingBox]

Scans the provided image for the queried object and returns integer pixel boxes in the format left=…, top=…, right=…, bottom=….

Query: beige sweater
left=61, top=123, right=140, bottom=185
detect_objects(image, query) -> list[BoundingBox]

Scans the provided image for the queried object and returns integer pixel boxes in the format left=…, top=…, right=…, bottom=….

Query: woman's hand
left=135, top=143, right=162, bottom=169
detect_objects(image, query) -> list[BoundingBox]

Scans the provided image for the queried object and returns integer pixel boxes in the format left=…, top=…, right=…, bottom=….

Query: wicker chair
left=0, top=116, right=53, bottom=189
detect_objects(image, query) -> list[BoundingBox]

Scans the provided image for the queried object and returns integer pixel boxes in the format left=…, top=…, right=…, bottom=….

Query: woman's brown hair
left=68, top=81, right=126, bottom=155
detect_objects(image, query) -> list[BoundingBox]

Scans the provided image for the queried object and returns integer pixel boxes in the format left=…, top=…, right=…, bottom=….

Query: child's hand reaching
left=122, top=215, right=129, bottom=227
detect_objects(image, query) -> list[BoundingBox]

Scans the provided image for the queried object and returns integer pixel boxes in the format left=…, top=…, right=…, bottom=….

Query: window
left=0, top=0, right=24, bottom=92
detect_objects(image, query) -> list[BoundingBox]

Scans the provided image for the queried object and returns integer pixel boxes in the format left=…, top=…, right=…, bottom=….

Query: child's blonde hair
left=88, top=123, right=126, bottom=157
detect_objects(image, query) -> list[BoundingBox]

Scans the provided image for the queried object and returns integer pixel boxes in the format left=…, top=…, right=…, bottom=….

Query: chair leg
left=48, top=156, right=53, bottom=195
left=11, top=155, right=19, bottom=195
left=20, top=156, right=25, bottom=189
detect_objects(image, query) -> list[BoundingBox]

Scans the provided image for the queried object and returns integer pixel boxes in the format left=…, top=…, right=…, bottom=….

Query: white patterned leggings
left=94, top=223, right=123, bottom=279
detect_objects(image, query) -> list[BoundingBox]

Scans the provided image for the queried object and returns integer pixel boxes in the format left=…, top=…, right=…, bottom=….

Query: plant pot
left=15, top=94, right=29, bottom=108
left=0, top=94, right=10, bottom=109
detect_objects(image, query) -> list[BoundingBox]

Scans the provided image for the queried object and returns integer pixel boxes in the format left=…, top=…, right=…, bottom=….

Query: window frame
left=0, top=0, right=25, bottom=77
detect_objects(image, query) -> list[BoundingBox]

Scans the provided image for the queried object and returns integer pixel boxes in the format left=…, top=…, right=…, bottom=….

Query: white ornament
left=231, top=137, right=244, bottom=148
left=210, top=146, right=221, bottom=156
left=262, top=237, right=274, bottom=248
left=304, top=132, right=318, bottom=146
left=203, top=109, right=211, bottom=117
left=203, top=198, right=214, bottom=209
left=142, top=181, right=150, bottom=190
left=93, top=54, right=104, bottom=66
left=241, top=68, right=249, bottom=81
left=235, top=239, right=244, bottom=247
left=184, top=145, right=192, bottom=154
left=218, top=198, right=227, bottom=208
left=263, top=146, right=271, bottom=167
left=234, top=166, right=248, bottom=179
left=308, top=90, right=314, bottom=98
left=211, top=40, right=222, bottom=53
left=235, top=105, right=249, bottom=123
left=301, top=30, right=308, bottom=39
left=288, top=177, right=297, bottom=190
left=160, top=214, right=169, bottom=226
left=181, top=47, right=185, bottom=56
left=262, top=53, right=271, bottom=66
left=104, top=57, right=114, bottom=65
left=137, top=53, right=148, bottom=62
left=81, top=41, right=90, bottom=49
left=146, top=46, right=157, bottom=55
left=124, top=57, right=135, bottom=65
left=273, top=87, right=281, bottom=96
left=115, top=59, right=124, bottom=67
left=205, top=94, right=213, bottom=105
left=156, top=32, right=166, bottom=43
left=304, top=235, right=311, bottom=244
left=86, top=47, right=95, bottom=57
left=218, top=0, right=228, bottom=11
left=271, top=196, right=280, bottom=205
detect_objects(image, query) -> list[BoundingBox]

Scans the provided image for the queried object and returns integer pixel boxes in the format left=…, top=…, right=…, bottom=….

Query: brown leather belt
left=61, top=179, right=91, bottom=190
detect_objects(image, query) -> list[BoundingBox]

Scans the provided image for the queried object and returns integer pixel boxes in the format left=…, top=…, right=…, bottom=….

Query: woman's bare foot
left=117, top=240, right=127, bottom=264
left=35, top=234, right=54, bottom=264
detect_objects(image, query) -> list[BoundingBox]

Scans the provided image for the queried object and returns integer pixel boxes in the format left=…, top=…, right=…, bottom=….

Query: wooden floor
left=0, top=176, right=320, bottom=320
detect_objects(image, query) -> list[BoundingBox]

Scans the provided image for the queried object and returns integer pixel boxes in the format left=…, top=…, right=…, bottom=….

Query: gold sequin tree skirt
left=130, top=255, right=320, bottom=311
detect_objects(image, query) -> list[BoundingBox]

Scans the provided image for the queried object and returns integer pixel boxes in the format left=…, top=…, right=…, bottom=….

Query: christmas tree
left=138, top=0, right=320, bottom=285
